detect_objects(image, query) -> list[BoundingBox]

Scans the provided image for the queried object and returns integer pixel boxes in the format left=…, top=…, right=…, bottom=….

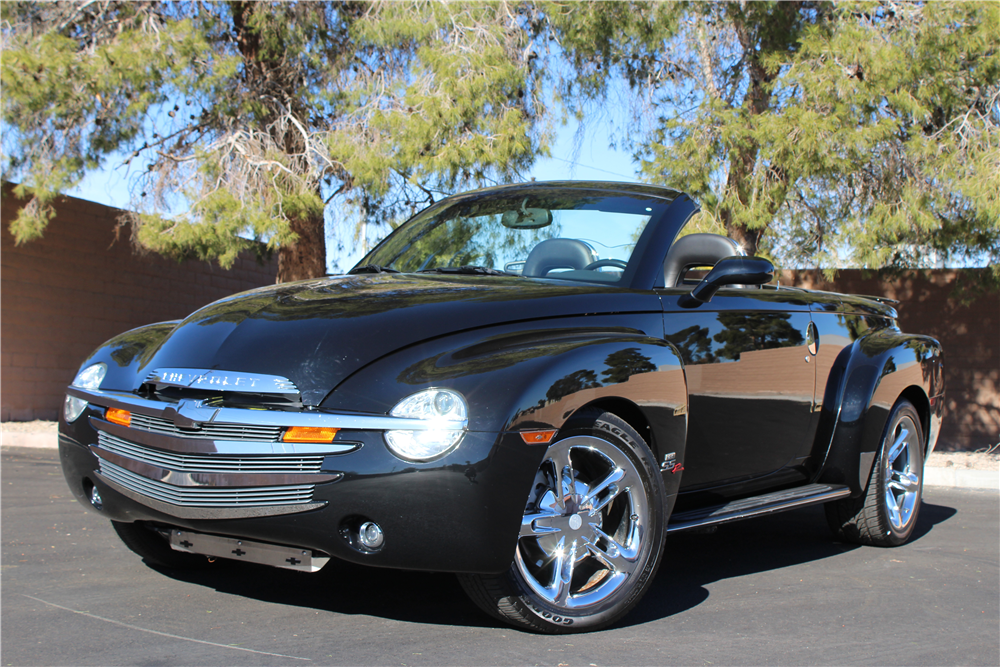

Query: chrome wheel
left=825, top=399, right=925, bottom=547
left=515, top=435, right=648, bottom=610
left=883, top=413, right=921, bottom=532
left=458, top=410, right=666, bottom=633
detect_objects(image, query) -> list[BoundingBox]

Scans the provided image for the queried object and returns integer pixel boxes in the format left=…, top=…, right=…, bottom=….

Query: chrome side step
left=168, top=529, right=330, bottom=572
left=667, top=483, right=851, bottom=533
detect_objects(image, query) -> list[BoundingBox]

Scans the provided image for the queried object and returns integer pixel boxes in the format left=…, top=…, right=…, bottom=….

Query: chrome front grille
left=129, top=413, right=282, bottom=442
left=97, top=432, right=325, bottom=474
left=98, top=459, right=315, bottom=508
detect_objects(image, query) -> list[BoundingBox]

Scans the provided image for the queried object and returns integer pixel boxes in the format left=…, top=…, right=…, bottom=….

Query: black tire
left=111, top=521, right=211, bottom=569
left=825, top=400, right=925, bottom=547
left=458, top=410, right=667, bottom=633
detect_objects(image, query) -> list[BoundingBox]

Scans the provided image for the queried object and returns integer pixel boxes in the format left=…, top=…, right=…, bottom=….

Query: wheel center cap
left=568, top=514, right=583, bottom=530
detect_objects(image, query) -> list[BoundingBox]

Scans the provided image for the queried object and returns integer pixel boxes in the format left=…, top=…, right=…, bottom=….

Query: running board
left=667, top=483, right=851, bottom=533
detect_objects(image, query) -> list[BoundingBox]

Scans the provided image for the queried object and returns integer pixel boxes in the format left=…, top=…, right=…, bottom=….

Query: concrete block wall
left=2, top=184, right=995, bottom=451
left=783, top=269, right=999, bottom=452
left=1, top=184, right=278, bottom=421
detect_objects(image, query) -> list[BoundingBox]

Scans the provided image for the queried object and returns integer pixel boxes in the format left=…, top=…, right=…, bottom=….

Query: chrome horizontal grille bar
left=129, top=413, right=282, bottom=442
left=97, top=432, right=325, bottom=474
left=98, top=459, right=315, bottom=507
left=67, top=386, right=467, bottom=431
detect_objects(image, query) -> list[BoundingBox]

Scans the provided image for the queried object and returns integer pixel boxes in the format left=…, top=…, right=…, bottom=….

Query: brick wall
left=2, top=187, right=994, bottom=450
left=783, top=269, right=999, bottom=452
left=1, top=184, right=278, bottom=421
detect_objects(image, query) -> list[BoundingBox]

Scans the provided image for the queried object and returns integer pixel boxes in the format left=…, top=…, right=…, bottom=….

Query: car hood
left=139, top=273, right=661, bottom=405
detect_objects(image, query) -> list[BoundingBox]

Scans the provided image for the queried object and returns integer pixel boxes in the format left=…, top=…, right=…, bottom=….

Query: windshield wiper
left=419, top=266, right=510, bottom=276
left=349, top=264, right=401, bottom=275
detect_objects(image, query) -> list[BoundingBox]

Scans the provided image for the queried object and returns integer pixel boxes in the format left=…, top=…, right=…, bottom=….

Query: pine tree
left=545, top=1, right=999, bottom=275
left=1, top=1, right=548, bottom=281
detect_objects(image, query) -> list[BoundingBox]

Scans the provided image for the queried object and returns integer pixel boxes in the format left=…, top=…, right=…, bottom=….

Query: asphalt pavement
left=2, top=446, right=997, bottom=666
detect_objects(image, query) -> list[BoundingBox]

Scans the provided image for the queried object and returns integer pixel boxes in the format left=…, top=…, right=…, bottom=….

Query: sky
left=69, top=118, right=643, bottom=273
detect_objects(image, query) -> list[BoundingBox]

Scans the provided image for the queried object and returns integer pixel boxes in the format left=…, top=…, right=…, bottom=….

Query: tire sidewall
left=875, top=402, right=924, bottom=545
left=507, top=411, right=667, bottom=632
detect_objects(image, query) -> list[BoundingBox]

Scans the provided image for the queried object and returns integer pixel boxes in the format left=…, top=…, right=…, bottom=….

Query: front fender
left=816, top=328, right=943, bottom=496
left=322, top=314, right=688, bottom=568
left=73, top=321, right=180, bottom=392
left=323, top=314, right=687, bottom=463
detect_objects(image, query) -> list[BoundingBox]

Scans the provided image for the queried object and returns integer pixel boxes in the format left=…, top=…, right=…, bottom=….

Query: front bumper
left=59, top=389, right=543, bottom=574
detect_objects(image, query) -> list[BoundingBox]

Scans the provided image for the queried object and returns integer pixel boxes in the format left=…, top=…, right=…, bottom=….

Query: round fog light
left=89, top=485, right=103, bottom=510
left=359, top=521, right=384, bottom=549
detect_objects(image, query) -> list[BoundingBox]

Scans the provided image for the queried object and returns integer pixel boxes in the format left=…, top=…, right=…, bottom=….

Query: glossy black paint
left=810, top=315, right=944, bottom=495
left=684, top=256, right=776, bottom=305
left=58, top=181, right=944, bottom=577
left=89, top=275, right=679, bottom=406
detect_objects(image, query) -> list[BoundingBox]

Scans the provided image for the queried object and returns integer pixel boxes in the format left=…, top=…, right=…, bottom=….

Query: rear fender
left=816, top=328, right=943, bottom=495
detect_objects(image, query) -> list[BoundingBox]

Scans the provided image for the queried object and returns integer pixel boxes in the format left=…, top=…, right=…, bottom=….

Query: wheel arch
left=575, top=397, right=653, bottom=456
left=499, top=334, right=688, bottom=488
left=899, top=385, right=931, bottom=456
left=816, top=328, right=942, bottom=496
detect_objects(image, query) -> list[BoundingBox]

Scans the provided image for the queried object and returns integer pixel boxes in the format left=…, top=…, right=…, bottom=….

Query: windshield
left=359, top=188, right=670, bottom=284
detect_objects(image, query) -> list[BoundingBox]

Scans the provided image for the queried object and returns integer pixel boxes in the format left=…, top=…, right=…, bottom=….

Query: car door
left=659, top=287, right=817, bottom=493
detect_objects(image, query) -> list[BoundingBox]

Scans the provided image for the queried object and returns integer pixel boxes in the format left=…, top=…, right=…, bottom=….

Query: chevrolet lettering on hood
left=146, top=369, right=299, bottom=394
left=58, top=181, right=944, bottom=633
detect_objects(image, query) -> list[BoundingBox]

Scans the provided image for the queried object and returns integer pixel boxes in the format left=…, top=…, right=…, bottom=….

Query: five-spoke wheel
left=515, top=435, right=647, bottom=610
left=882, top=411, right=921, bottom=533
left=459, top=410, right=666, bottom=633
left=825, top=399, right=925, bottom=546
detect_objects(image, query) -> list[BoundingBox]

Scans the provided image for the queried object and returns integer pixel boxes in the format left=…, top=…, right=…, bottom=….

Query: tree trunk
left=728, top=222, right=764, bottom=258
left=277, top=212, right=327, bottom=283
left=717, top=2, right=801, bottom=260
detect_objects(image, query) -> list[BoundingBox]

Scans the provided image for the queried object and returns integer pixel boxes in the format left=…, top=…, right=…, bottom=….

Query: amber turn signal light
left=106, top=407, right=132, bottom=427
left=520, top=430, right=557, bottom=445
left=283, top=426, right=339, bottom=443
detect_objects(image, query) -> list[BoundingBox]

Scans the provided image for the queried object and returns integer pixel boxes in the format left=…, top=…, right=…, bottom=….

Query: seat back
left=522, top=239, right=596, bottom=277
left=662, top=233, right=744, bottom=287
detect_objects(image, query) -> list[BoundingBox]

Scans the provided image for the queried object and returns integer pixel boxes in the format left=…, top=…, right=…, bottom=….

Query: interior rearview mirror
left=501, top=199, right=553, bottom=229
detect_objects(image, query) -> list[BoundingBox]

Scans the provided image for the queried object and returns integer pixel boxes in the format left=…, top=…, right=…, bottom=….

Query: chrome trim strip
left=91, top=444, right=342, bottom=487
left=91, top=418, right=360, bottom=455
left=96, top=473, right=328, bottom=520
left=94, top=432, right=327, bottom=474
left=98, top=459, right=317, bottom=504
left=130, top=410, right=282, bottom=441
left=146, top=368, right=299, bottom=394
left=69, top=386, right=467, bottom=432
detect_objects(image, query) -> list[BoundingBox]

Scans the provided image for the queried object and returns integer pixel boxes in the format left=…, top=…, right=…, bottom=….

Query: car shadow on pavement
left=151, top=555, right=494, bottom=628
left=151, top=499, right=958, bottom=632
left=621, top=499, right=958, bottom=629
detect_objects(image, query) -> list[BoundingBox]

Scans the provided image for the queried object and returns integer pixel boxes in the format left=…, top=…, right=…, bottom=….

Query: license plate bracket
left=169, top=529, right=330, bottom=573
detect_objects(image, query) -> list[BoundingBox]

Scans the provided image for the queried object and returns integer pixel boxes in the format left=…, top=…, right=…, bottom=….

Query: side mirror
left=681, top=256, right=775, bottom=306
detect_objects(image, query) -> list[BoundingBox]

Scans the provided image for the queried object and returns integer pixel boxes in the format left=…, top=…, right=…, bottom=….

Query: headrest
left=522, top=238, right=596, bottom=277
left=662, top=233, right=743, bottom=287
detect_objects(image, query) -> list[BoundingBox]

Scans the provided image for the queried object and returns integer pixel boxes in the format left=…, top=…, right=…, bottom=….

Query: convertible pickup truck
left=59, top=181, right=944, bottom=633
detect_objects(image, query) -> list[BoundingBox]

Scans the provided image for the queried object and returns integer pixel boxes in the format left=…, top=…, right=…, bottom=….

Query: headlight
left=63, top=363, right=107, bottom=423
left=384, top=388, right=467, bottom=462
